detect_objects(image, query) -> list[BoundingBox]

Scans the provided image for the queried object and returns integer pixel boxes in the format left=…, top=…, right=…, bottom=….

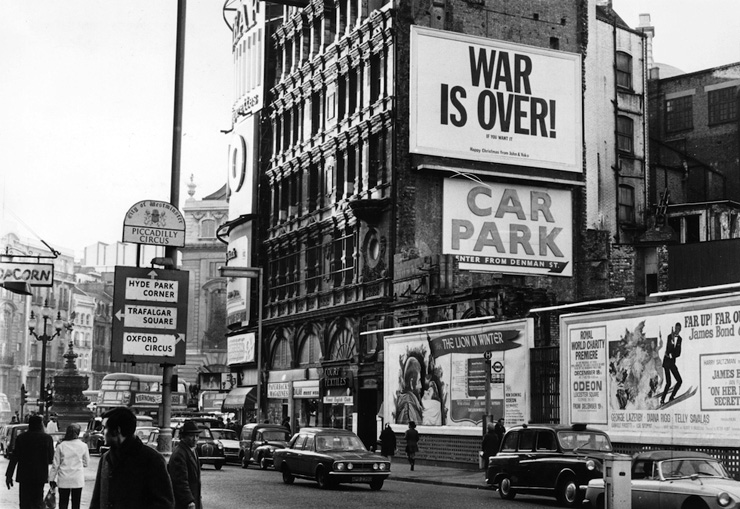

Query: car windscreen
left=262, top=430, right=290, bottom=442
left=315, top=434, right=366, bottom=452
left=660, top=458, right=729, bottom=479
left=212, top=430, right=238, bottom=441
left=557, top=431, right=612, bottom=452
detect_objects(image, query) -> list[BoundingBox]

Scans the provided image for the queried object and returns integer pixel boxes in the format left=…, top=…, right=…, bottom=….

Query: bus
left=97, top=373, right=188, bottom=425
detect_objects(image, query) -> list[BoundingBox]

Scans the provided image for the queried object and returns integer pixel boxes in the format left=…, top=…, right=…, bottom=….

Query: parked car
left=147, top=425, right=226, bottom=470
left=3, top=424, right=28, bottom=458
left=585, top=450, right=740, bottom=509
left=239, top=423, right=291, bottom=469
left=211, top=428, right=240, bottom=464
left=273, top=427, right=390, bottom=490
left=101, top=425, right=158, bottom=456
left=486, top=423, right=612, bottom=507
left=82, top=417, right=104, bottom=454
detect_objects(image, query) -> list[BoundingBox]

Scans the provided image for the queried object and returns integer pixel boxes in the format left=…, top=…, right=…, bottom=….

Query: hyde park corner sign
left=112, top=266, right=188, bottom=364
left=122, top=200, right=185, bottom=247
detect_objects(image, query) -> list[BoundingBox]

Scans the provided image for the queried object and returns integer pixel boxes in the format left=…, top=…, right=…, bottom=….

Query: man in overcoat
left=90, top=407, right=174, bottom=509
left=5, top=414, right=54, bottom=509
left=168, top=421, right=202, bottom=509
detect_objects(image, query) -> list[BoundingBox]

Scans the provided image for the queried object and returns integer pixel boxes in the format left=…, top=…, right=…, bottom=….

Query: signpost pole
left=484, top=352, right=492, bottom=431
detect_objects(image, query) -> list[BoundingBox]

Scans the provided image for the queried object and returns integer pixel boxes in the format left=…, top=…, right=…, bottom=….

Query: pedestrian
left=494, top=418, right=506, bottom=442
left=168, top=421, right=201, bottom=509
left=46, top=415, right=59, bottom=434
left=5, top=414, right=54, bottom=509
left=404, top=421, right=419, bottom=470
left=481, top=422, right=500, bottom=469
left=281, top=416, right=291, bottom=436
left=49, top=423, right=90, bottom=509
left=90, top=407, right=174, bottom=509
left=379, top=423, right=397, bottom=458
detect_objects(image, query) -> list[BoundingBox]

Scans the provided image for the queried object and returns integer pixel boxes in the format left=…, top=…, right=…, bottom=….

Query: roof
left=295, top=427, right=356, bottom=435
left=635, top=450, right=715, bottom=462
left=509, top=423, right=605, bottom=433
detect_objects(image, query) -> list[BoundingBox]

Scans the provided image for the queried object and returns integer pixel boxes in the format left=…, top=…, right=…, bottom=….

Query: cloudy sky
left=1, top=0, right=738, bottom=257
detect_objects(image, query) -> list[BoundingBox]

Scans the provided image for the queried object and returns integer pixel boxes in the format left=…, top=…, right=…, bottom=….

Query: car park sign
left=112, top=266, right=188, bottom=364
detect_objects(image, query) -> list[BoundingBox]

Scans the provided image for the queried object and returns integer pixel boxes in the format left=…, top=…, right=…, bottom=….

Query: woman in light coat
left=49, top=423, right=90, bottom=509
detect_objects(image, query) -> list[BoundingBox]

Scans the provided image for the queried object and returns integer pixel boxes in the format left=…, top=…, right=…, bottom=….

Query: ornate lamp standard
left=27, top=299, right=67, bottom=419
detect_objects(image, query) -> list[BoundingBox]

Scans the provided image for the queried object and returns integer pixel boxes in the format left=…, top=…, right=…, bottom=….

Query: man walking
left=5, top=414, right=54, bottom=509
left=90, top=407, right=174, bottom=509
left=168, top=421, right=202, bottom=509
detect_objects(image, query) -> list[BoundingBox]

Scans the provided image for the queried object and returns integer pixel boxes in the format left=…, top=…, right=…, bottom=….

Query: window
left=617, top=115, right=633, bottom=153
left=616, top=52, right=632, bottom=89
left=200, top=219, right=216, bottom=239
left=272, top=337, right=292, bottom=369
left=708, top=86, right=738, bottom=125
left=328, top=328, right=354, bottom=360
left=332, top=228, right=356, bottom=286
left=665, top=95, right=693, bottom=132
left=618, top=185, right=635, bottom=223
left=298, top=333, right=321, bottom=366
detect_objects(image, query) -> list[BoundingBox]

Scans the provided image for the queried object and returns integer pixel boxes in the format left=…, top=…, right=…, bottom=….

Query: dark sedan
left=273, top=427, right=390, bottom=490
left=148, top=425, right=226, bottom=469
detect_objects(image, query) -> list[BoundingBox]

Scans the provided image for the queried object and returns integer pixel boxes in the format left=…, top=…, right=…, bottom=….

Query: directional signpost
left=112, top=266, right=188, bottom=364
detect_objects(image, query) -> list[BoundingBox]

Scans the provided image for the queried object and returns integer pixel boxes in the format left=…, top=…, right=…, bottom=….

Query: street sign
left=122, top=199, right=186, bottom=247
left=0, top=261, right=54, bottom=286
left=112, top=266, right=189, bottom=364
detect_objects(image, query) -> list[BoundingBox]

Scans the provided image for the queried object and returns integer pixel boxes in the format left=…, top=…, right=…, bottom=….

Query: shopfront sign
left=0, top=261, right=54, bottom=286
left=267, top=382, right=290, bottom=399
left=227, top=333, right=255, bottom=365
left=293, top=381, right=320, bottom=399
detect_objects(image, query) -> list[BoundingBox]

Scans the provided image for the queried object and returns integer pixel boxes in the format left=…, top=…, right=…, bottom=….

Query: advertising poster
left=443, top=178, right=573, bottom=276
left=410, top=26, right=582, bottom=173
left=561, top=293, right=740, bottom=447
left=384, top=319, right=532, bottom=430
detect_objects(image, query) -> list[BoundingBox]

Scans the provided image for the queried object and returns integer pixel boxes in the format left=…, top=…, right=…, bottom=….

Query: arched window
left=616, top=51, right=632, bottom=89
left=298, top=332, right=321, bottom=366
left=272, top=337, right=292, bottom=369
left=328, top=328, right=354, bottom=360
left=200, top=219, right=217, bottom=239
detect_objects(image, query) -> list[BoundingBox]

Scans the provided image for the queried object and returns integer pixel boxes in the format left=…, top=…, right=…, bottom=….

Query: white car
left=210, top=428, right=240, bottom=463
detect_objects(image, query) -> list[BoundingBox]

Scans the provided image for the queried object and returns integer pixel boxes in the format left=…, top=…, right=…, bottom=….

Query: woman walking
left=404, top=421, right=419, bottom=470
left=49, top=423, right=90, bottom=509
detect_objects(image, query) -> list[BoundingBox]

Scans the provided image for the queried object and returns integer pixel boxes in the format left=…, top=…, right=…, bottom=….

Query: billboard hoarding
left=410, top=26, right=582, bottom=174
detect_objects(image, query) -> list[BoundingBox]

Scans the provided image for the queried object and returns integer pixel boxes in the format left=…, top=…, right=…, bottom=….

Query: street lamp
left=219, top=266, right=263, bottom=421
left=27, top=299, right=66, bottom=419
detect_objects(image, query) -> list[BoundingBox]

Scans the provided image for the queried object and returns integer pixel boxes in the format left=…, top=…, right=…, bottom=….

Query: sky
left=1, top=0, right=739, bottom=258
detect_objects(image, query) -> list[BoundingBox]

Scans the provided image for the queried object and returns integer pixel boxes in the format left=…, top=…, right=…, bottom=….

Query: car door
left=631, top=460, right=661, bottom=508
left=284, top=434, right=307, bottom=474
left=531, top=430, right=560, bottom=490
left=296, top=435, right=316, bottom=476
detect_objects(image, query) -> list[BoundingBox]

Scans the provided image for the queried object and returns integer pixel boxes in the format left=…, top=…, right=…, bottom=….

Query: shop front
left=221, top=385, right=257, bottom=424
left=266, top=368, right=320, bottom=431
left=320, top=364, right=355, bottom=431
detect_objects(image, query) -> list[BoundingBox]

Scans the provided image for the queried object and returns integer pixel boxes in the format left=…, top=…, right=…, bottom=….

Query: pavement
left=387, top=457, right=492, bottom=490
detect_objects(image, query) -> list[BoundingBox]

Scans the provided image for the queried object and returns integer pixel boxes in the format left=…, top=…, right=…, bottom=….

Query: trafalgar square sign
left=112, top=266, right=189, bottom=364
left=122, top=199, right=186, bottom=247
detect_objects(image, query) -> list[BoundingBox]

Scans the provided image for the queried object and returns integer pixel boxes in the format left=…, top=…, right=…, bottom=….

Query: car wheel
left=282, top=466, right=295, bottom=485
left=556, top=475, right=581, bottom=507
left=259, top=454, right=269, bottom=470
left=369, top=478, right=384, bottom=491
left=681, top=498, right=709, bottom=509
left=316, top=467, right=333, bottom=489
left=215, top=462, right=223, bottom=471
left=594, top=494, right=605, bottom=509
left=498, top=475, right=516, bottom=500
left=241, top=454, right=250, bottom=469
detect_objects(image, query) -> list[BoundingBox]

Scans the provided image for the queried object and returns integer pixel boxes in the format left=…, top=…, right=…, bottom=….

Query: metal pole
left=484, top=357, right=492, bottom=430
left=159, top=0, right=186, bottom=455
left=256, top=268, right=263, bottom=421
left=39, top=316, right=48, bottom=420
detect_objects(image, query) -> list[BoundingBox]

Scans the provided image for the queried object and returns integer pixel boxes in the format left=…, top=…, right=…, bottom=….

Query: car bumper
left=329, top=472, right=389, bottom=482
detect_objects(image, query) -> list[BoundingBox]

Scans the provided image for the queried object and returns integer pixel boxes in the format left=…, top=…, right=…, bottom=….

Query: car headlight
left=586, top=459, right=596, bottom=471
left=347, top=463, right=354, bottom=470
left=217, top=443, right=223, bottom=450
left=379, top=463, right=388, bottom=471
left=717, top=492, right=732, bottom=507
left=336, top=463, right=345, bottom=471
left=373, top=463, right=379, bottom=470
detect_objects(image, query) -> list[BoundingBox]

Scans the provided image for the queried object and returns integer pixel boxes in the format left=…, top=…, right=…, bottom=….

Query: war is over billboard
left=410, top=26, right=582, bottom=174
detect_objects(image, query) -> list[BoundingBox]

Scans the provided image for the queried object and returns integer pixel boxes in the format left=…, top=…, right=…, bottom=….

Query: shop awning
left=221, top=386, right=257, bottom=410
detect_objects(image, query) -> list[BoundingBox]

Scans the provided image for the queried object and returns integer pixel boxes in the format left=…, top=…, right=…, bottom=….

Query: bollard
left=603, top=453, right=632, bottom=509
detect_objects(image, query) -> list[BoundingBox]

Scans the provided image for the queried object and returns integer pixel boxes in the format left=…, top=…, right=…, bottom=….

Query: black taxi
left=485, top=423, right=612, bottom=507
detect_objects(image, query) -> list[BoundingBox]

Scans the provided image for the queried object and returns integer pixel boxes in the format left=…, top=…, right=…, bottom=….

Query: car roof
left=243, top=423, right=288, bottom=431
left=635, top=450, right=716, bottom=462
left=296, top=427, right=356, bottom=435
left=506, top=424, right=606, bottom=433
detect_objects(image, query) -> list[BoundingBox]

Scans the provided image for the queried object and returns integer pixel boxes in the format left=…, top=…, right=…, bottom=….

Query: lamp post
left=27, top=299, right=66, bottom=420
left=218, top=266, right=263, bottom=421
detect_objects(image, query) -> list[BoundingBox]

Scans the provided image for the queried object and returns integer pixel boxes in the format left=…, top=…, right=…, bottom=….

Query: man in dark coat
left=168, top=421, right=202, bottom=509
left=5, top=414, right=54, bottom=509
left=379, top=423, right=397, bottom=457
left=90, top=407, right=174, bottom=509
left=481, top=422, right=500, bottom=469
left=661, top=322, right=683, bottom=404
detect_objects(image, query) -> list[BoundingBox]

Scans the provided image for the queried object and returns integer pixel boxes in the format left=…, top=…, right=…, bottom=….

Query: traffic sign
left=112, top=266, right=188, bottom=364
left=122, top=200, right=186, bottom=247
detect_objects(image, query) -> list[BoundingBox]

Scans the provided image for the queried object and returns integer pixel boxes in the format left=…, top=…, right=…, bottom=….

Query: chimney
left=636, top=13, right=656, bottom=72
